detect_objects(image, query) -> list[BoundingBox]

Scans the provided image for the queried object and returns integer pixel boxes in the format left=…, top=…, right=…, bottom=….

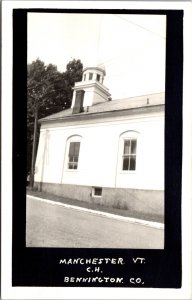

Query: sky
left=28, top=13, right=166, bottom=99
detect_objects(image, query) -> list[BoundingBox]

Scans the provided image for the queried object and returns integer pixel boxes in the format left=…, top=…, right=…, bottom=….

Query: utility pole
left=29, top=103, right=39, bottom=189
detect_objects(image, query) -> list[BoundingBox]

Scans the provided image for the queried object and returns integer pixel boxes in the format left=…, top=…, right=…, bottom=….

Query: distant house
left=34, top=66, right=164, bottom=218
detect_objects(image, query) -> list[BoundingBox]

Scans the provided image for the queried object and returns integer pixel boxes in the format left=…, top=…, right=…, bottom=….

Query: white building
left=34, top=66, right=164, bottom=218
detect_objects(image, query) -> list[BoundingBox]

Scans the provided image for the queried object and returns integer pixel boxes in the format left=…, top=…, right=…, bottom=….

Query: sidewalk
left=27, top=188, right=164, bottom=225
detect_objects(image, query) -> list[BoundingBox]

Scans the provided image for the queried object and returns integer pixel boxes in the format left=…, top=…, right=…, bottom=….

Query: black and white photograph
left=2, top=0, right=191, bottom=298
left=26, top=12, right=166, bottom=249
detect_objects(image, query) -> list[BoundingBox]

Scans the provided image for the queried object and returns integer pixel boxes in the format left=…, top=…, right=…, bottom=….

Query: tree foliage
left=27, top=58, right=83, bottom=176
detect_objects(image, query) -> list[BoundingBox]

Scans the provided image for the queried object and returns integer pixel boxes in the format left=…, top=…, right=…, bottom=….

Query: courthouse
left=34, top=66, right=164, bottom=218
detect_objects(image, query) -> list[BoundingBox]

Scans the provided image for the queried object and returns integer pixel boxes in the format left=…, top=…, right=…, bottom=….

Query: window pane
left=124, top=140, right=130, bottom=154
left=74, top=142, right=80, bottom=156
left=74, top=156, right=78, bottom=162
left=130, top=156, right=136, bottom=170
left=69, top=142, right=80, bottom=156
left=69, top=156, right=73, bottom=162
left=69, top=142, right=75, bottom=156
left=123, top=157, right=129, bottom=170
left=89, top=73, right=93, bottom=80
left=68, top=162, right=78, bottom=169
left=131, top=140, right=137, bottom=154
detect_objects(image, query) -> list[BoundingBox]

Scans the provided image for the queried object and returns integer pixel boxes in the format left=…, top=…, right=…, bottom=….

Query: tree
left=62, top=59, right=83, bottom=108
left=27, top=58, right=83, bottom=187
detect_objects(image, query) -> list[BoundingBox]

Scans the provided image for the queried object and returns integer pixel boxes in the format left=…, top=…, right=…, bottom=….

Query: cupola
left=71, top=66, right=111, bottom=114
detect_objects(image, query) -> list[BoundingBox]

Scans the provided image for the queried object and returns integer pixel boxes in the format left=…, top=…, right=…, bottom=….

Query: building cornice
left=39, top=104, right=165, bottom=125
left=73, top=80, right=110, bottom=96
left=83, top=66, right=106, bottom=76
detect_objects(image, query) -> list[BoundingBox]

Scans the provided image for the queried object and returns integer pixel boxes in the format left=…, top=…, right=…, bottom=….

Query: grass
left=26, top=188, right=164, bottom=224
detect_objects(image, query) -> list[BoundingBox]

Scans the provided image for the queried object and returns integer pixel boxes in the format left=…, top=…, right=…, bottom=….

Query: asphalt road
left=26, top=196, right=164, bottom=249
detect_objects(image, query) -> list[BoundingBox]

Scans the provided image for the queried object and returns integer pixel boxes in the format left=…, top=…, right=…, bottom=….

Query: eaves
left=39, top=104, right=165, bottom=125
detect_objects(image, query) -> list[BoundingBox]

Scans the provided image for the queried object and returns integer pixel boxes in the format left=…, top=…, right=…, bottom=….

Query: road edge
left=27, top=194, right=164, bottom=230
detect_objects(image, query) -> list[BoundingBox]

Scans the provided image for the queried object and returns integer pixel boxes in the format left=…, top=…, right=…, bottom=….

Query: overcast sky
left=28, top=13, right=166, bottom=99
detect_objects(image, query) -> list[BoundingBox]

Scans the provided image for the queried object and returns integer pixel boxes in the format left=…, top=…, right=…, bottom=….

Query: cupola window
left=89, top=73, right=93, bottom=80
left=96, top=74, right=100, bottom=82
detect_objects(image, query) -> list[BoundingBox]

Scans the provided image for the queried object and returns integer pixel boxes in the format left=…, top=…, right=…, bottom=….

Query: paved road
left=26, top=196, right=164, bottom=249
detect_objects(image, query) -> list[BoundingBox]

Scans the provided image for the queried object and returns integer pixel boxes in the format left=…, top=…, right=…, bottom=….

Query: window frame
left=91, top=187, right=102, bottom=197
left=122, top=138, right=137, bottom=171
left=118, top=131, right=139, bottom=174
left=68, top=141, right=80, bottom=170
left=65, top=135, right=82, bottom=172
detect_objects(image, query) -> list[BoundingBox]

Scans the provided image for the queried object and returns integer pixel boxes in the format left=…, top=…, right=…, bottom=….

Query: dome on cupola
left=96, top=63, right=106, bottom=75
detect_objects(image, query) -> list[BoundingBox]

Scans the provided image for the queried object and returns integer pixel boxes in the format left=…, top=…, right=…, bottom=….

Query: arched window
left=119, top=131, right=140, bottom=172
left=65, top=135, right=82, bottom=170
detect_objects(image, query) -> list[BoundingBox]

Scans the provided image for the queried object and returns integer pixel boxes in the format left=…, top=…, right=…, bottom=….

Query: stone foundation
left=34, top=182, right=164, bottom=217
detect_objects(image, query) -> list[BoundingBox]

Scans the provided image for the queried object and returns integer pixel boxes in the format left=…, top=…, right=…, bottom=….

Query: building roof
left=39, top=92, right=165, bottom=123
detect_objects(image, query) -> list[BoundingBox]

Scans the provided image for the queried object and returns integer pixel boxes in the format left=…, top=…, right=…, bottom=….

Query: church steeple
left=71, top=66, right=111, bottom=112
